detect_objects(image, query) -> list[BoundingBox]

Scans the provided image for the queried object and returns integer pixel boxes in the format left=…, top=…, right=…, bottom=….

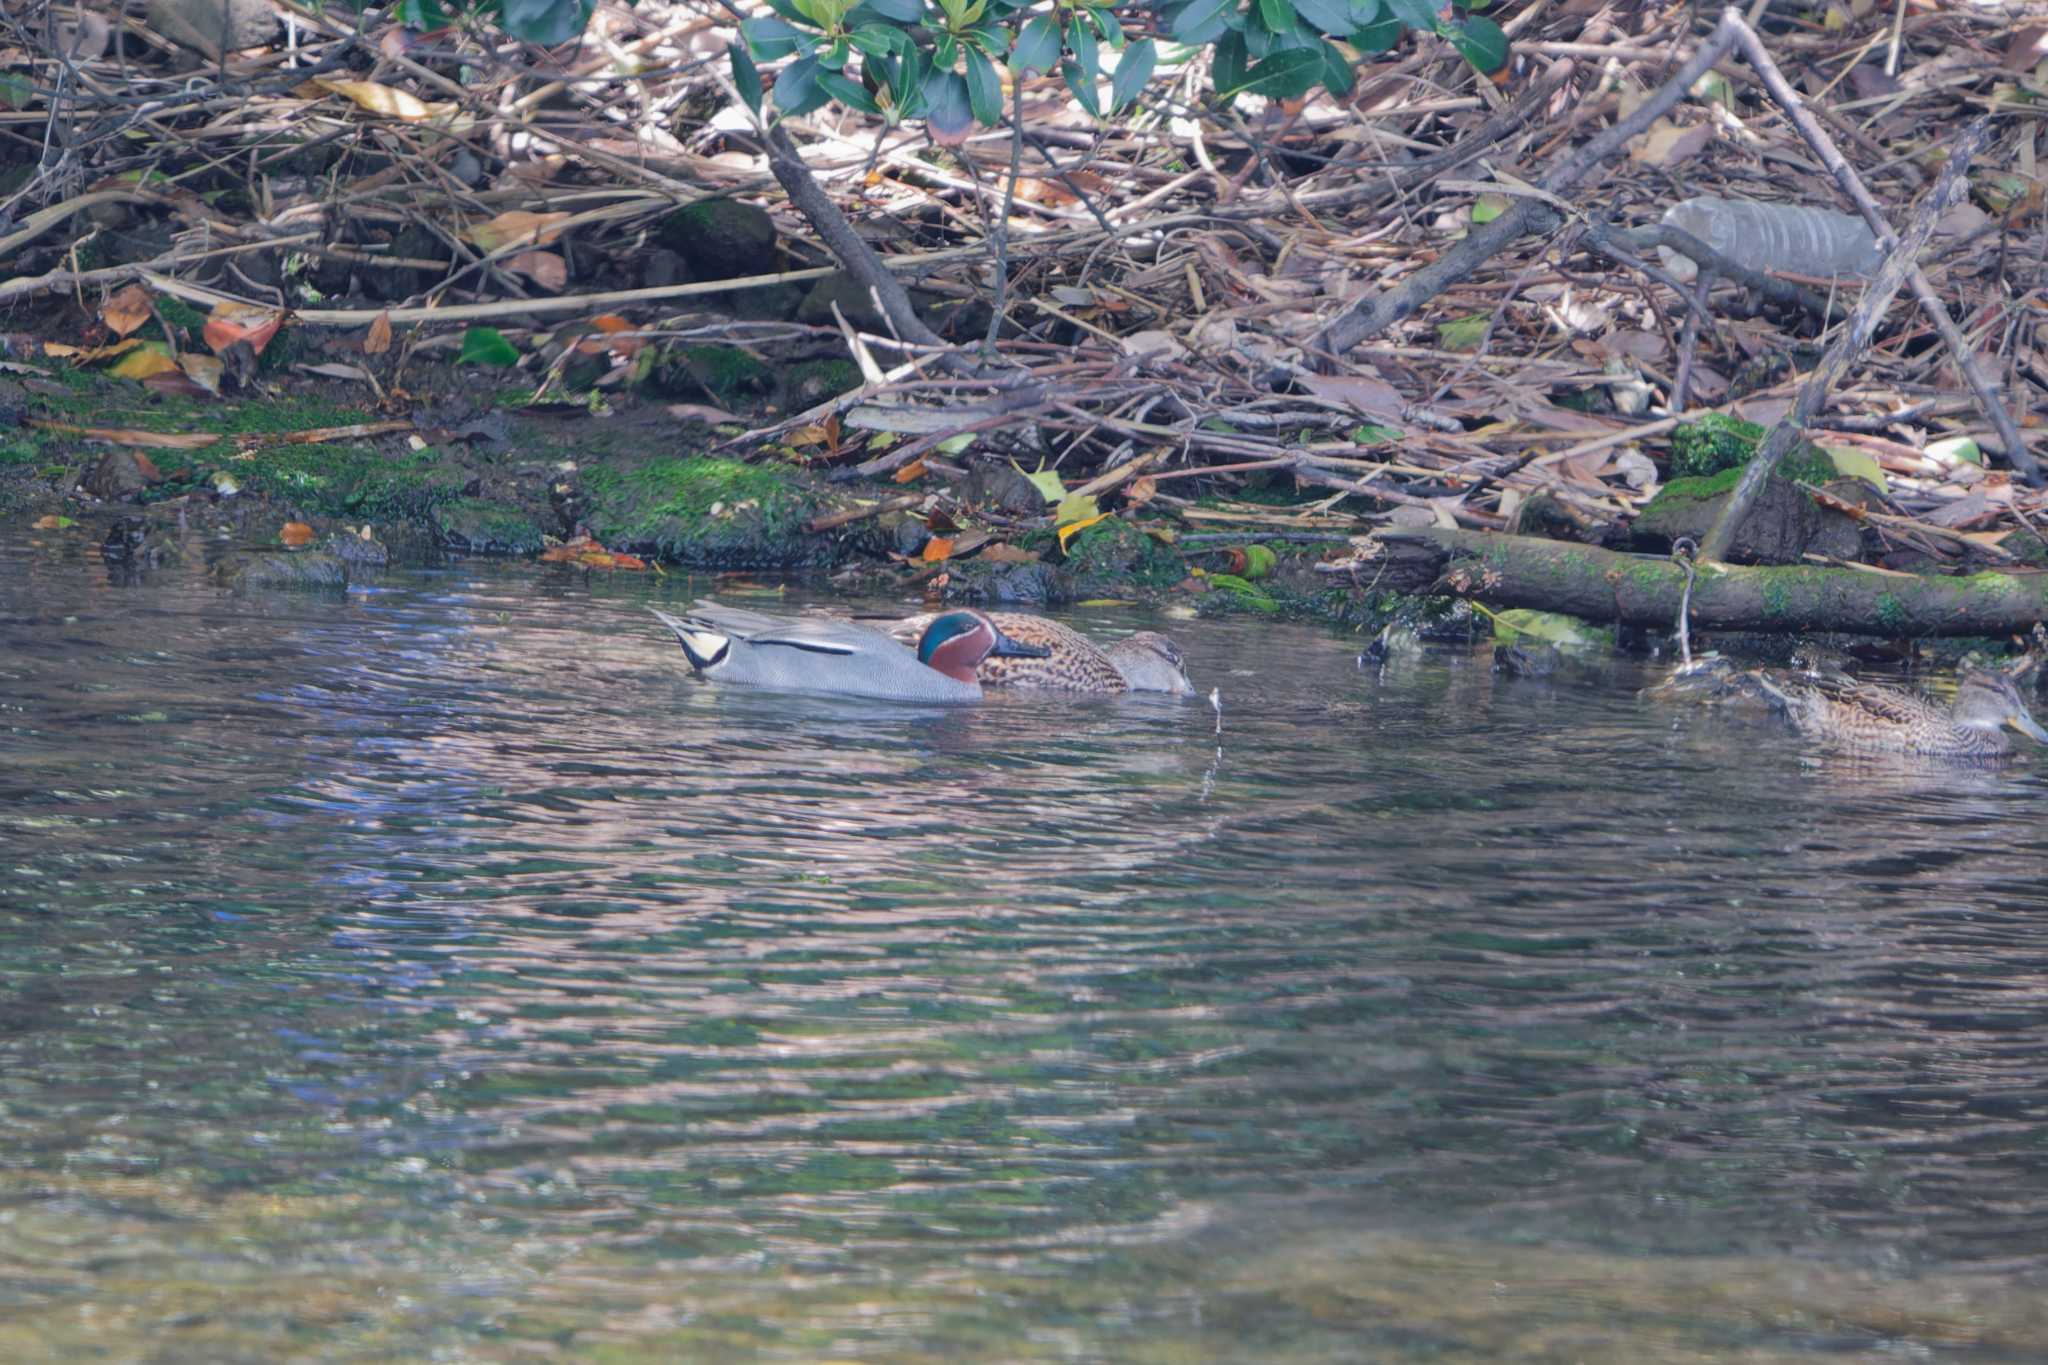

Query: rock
left=964, top=462, right=1047, bottom=517
left=1633, top=470, right=1862, bottom=565
left=213, top=551, right=347, bottom=593
left=146, top=0, right=276, bottom=58
left=654, top=199, right=777, bottom=282
left=434, top=498, right=544, bottom=555
left=939, top=559, right=1068, bottom=605
left=83, top=450, right=160, bottom=501
left=325, top=529, right=390, bottom=567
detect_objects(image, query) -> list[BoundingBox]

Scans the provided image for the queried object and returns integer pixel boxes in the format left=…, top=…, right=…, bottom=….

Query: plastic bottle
left=1657, top=197, right=1883, bottom=282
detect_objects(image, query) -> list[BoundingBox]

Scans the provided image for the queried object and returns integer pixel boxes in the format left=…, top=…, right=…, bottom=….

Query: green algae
left=580, top=455, right=828, bottom=567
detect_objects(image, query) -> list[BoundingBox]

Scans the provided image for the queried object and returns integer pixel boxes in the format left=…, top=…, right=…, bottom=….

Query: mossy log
left=1363, top=527, right=2048, bottom=636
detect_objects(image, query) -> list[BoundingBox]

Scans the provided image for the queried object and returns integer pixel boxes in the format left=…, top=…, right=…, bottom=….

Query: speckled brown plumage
left=1752, top=668, right=2048, bottom=758
left=890, top=613, right=1193, bottom=695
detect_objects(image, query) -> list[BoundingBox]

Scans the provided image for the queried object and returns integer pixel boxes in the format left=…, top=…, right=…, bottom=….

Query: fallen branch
left=1349, top=526, right=2048, bottom=636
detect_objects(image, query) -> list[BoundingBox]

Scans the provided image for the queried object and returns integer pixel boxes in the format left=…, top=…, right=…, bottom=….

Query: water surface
left=5, top=533, right=2048, bottom=1361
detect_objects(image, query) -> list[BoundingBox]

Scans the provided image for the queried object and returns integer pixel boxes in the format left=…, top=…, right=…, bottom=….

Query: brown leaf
left=892, top=458, right=928, bottom=484
left=1630, top=120, right=1712, bottom=168
left=921, top=536, right=955, bottom=562
left=143, top=370, right=211, bottom=399
left=100, top=284, right=152, bottom=338
left=365, top=311, right=393, bottom=356
left=203, top=303, right=283, bottom=356
left=503, top=250, right=567, bottom=290
left=280, top=521, right=316, bottom=548
left=1300, top=372, right=1405, bottom=422
left=979, top=542, right=1041, bottom=564
left=311, top=78, right=450, bottom=123
left=178, top=353, right=224, bottom=395
left=466, top=211, right=572, bottom=253
left=1125, top=474, right=1159, bottom=507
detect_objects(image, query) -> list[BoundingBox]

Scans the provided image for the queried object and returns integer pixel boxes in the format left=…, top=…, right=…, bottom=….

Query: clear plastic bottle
left=1657, top=197, right=1883, bottom=282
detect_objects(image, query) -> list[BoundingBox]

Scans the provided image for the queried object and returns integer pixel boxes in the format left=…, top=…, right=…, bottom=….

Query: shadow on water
left=5, top=534, right=2048, bottom=1360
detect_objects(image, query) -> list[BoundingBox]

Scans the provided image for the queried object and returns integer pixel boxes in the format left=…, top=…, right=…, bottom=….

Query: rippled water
left=5, top=533, right=2048, bottom=1362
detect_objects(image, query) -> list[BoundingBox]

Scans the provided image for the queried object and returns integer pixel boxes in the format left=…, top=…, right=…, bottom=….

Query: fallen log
left=1342, top=527, right=2048, bottom=637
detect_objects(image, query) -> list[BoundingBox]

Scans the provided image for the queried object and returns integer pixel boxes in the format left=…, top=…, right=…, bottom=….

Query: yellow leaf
left=1057, top=511, right=1111, bottom=551
left=178, top=353, right=223, bottom=395
left=108, top=342, right=180, bottom=380
left=312, top=77, right=446, bottom=122
left=466, top=210, right=572, bottom=253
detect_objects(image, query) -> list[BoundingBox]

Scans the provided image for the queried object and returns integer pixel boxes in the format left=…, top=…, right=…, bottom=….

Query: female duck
left=651, top=601, right=1049, bottom=703
left=1753, top=667, right=2048, bottom=759
left=890, top=612, right=1194, bottom=695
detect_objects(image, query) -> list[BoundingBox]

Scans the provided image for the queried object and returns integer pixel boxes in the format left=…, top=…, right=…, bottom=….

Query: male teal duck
left=889, top=612, right=1194, bottom=695
left=651, top=601, right=1049, bottom=703
left=1751, top=667, right=2048, bottom=759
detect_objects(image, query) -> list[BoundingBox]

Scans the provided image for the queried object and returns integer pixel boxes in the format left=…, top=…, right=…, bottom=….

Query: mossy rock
left=212, top=550, right=348, bottom=593
left=1634, top=467, right=1861, bottom=565
left=654, top=345, right=775, bottom=405
left=653, top=199, right=777, bottom=282
left=1670, top=412, right=1834, bottom=485
left=235, top=442, right=462, bottom=521
left=938, top=559, right=1067, bottom=605
left=434, top=498, right=544, bottom=554
left=782, top=358, right=863, bottom=408
left=578, top=456, right=832, bottom=568
left=1060, top=519, right=1184, bottom=596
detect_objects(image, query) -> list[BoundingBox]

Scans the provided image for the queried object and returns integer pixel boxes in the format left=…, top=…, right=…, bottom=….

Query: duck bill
left=2009, top=710, right=2048, bottom=745
left=987, top=624, right=1052, bottom=660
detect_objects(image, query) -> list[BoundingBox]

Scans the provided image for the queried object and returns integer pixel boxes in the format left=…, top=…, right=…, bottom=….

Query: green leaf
left=1353, top=15, right=1402, bottom=51
left=1350, top=423, right=1403, bottom=443
left=1821, top=444, right=1890, bottom=491
left=0, top=73, right=34, bottom=111
left=1471, top=193, right=1508, bottom=224
left=1210, top=30, right=1249, bottom=102
left=1013, top=15, right=1061, bottom=74
left=964, top=44, right=1002, bottom=123
left=1257, top=0, right=1298, bottom=36
left=1055, top=491, right=1101, bottom=525
left=1092, top=7, right=1124, bottom=48
left=1293, top=0, right=1354, bottom=34
left=1224, top=46, right=1324, bottom=98
left=1068, top=17, right=1098, bottom=83
left=1110, top=38, right=1157, bottom=113
left=498, top=0, right=597, bottom=43
left=1449, top=14, right=1508, bottom=73
left=923, top=68, right=974, bottom=137
left=1061, top=55, right=1102, bottom=116
left=741, top=16, right=806, bottom=59
left=1491, top=609, right=1599, bottom=646
left=1014, top=462, right=1066, bottom=501
left=861, top=0, right=923, bottom=18
left=1382, top=0, right=1443, bottom=32
left=774, top=56, right=833, bottom=116
left=1435, top=313, right=1488, bottom=350
left=849, top=23, right=905, bottom=56
left=1170, top=0, right=1237, bottom=43
left=458, top=327, right=519, bottom=367
left=728, top=43, right=765, bottom=113
left=1317, top=37, right=1354, bottom=95
left=818, top=67, right=881, bottom=111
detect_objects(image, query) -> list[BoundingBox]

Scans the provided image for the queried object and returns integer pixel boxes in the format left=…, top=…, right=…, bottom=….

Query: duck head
left=1954, top=671, right=2048, bottom=744
left=916, top=611, right=1052, bottom=683
left=1109, top=632, right=1196, bottom=695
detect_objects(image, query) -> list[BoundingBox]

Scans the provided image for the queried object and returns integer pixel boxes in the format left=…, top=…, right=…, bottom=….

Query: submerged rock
left=213, top=551, right=347, bottom=593
left=83, top=450, right=160, bottom=502
left=434, top=498, right=544, bottom=555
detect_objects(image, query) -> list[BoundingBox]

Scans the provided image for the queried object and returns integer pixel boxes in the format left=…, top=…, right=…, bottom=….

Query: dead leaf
left=300, top=362, right=374, bottom=382
left=1126, top=474, right=1159, bottom=507
left=203, top=302, right=283, bottom=357
left=892, top=458, right=928, bottom=484
left=365, top=311, right=393, bottom=356
left=311, top=77, right=449, bottom=123
left=663, top=403, right=738, bottom=423
left=32, top=514, right=75, bottom=530
left=178, top=353, right=224, bottom=395
left=922, top=536, right=955, bottom=562
left=466, top=211, right=572, bottom=253
left=280, top=521, right=316, bottom=548
left=24, top=419, right=218, bottom=449
left=109, top=344, right=180, bottom=380
left=1630, top=120, right=1713, bottom=168
left=46, top=338, right=143, bottom=364
left=143, top=370, right=212, bottom=399
left=100, top=284, right=152, bottom=338
left=979, top=542, right=1041, bottom=564
left=503, top=250, right=567, bottom=290
left=1300, top=372, right=1406, bottom=422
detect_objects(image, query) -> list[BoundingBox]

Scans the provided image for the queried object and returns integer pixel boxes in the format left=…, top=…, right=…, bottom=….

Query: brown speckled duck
left=889, top=613, right=1194, bottom=696
left=1753, top=667, right=2048, bottom=759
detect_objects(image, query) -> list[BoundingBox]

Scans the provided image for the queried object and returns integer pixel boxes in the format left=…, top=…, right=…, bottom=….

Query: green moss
left=237, top=442, right=460, bottom=520
left=580, top=456, right=827, bottom=567
left=677, top=345, right=773, bottom=403
left=782, top=358, right=862, bottom=405
left=1670, top=412, right=1833, bottom=485
left=435, top=497, right=545, bottom=554
left=1874, top=590, right=1908, bottom=633
left=1061, top=519, right=1184, bottom=592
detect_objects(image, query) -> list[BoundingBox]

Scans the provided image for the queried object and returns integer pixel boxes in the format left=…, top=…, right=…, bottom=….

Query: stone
left=213, top=551, right=347, bottom=593
left=654, top=199, right=777, bottom=282
left=1633, top=471, right=1862, bottom=565
left=146, top=0, right=277, bottom=59
left=82, top=450, right=160, bottom=501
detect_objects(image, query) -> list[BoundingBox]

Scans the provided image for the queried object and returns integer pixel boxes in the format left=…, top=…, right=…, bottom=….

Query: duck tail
left=649, top=608, right=730, bottom=672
